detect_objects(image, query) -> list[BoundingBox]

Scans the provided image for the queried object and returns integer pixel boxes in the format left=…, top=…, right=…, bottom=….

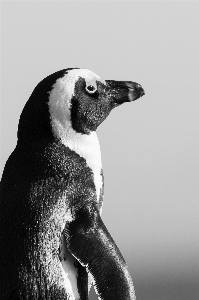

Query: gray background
left=1, top=1, right=199, bottom=300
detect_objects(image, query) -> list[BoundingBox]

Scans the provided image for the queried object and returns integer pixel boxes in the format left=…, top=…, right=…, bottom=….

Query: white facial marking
left=48, top=68, right=105, bottom=126
left=48, top=69, right=104, bottom=202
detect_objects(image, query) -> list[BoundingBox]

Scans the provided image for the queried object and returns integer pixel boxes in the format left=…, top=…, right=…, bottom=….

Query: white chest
left=51, top=119, right=103, bottom=202
left=67, top=129, right=102, bottom=202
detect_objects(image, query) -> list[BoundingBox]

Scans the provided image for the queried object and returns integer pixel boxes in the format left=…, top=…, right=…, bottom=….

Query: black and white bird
left=0, top=68, right=145, bottom=300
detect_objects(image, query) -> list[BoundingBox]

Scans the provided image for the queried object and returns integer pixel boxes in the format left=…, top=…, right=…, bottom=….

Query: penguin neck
left=51, top=118, right=102, bottom=171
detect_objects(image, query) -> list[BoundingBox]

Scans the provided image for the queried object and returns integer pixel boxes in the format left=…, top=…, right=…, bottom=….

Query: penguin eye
left=85, top=85, right=97, bottom=94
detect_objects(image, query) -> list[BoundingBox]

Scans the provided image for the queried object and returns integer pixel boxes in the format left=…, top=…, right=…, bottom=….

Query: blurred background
left=1, top=1, right=199, bottom=299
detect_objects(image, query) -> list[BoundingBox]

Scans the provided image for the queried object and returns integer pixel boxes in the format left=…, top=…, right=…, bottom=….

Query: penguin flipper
left=64, top=206, right=136, bottom=300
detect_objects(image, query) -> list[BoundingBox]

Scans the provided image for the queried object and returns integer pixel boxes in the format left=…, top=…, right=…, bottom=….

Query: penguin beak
left=105, top=80, right=145, bottom=105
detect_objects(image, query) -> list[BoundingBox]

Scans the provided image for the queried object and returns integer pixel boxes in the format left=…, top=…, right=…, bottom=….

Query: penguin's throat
left=51, top=118, right=103, bottom=201
left=51, top=118, right=101, bottom=158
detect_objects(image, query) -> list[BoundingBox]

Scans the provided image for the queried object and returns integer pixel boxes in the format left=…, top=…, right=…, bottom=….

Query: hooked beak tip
left=105, top=80, right=145, bottom=104
left=128, top=83, right=145, bottom=101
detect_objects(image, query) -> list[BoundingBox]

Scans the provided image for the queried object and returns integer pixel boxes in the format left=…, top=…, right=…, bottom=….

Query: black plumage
left=0, top=68, right=144, bottom=300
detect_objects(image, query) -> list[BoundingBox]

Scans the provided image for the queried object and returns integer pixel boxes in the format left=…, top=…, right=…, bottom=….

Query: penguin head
left=17, top=68, right=145, bottom=143
left=48, top=68, right=145, bottom=136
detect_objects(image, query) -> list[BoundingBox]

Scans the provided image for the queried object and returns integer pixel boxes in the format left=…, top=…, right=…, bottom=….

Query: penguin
left=0, top=68, right=145, bottom=300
